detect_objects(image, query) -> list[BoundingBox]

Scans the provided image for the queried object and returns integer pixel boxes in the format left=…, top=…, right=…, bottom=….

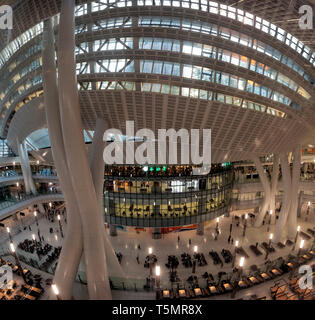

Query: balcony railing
left=0, top=190, right=62, bottom=211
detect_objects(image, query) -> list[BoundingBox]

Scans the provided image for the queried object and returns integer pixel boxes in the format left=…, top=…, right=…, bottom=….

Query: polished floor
left=1, top=206, right=314, bottom=300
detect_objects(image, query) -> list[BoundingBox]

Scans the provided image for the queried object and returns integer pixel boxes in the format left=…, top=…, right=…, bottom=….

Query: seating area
left=250, top=245, right=263, bottom=256
left=165, top=255, right=179, bottom=271
left=181, top=253, right=193, bottom=268
left=156, top=249, right=315, bottom=300
left=209, top=250, right=223, bottom=265
left=261, top=242, right=276, bottom=253
left=221, top=249, right=233, bottom=263
left=0, top=258, right=46, bottom=301
left=270, top=266, right=315, bottom=300
left=144, top=254, right=158, bottom=269
left=40, top=247, right=62, bottom=270
left=18, top=239, right=53, bottom=257
left=194, top=253, right=208, bottom=267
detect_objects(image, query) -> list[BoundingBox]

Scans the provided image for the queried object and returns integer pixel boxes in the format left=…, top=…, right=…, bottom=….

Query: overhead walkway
left=232, top=192, right=315, bottom=211
left=0, top=191, right=64, bottom=220
left=0, top=173, right=58, bottom=187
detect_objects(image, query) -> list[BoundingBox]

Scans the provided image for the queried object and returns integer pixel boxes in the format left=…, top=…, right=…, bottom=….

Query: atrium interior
left=0, top=0, right=314, bottom=301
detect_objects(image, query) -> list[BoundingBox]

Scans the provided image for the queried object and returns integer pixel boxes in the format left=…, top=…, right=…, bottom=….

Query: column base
left=196, top=223, right=204, bottom=236
left=152, top=228, right=162, bottom=239
left=109, top=224, right=117, bottom=237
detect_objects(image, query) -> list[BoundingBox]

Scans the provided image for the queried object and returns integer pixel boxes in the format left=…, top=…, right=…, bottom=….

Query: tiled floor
left=108, top=209, right=315, bottom=288
left=1, top=207, right=314, bottom=300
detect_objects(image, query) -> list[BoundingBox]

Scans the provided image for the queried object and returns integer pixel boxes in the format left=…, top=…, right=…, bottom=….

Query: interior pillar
left=89, top=118, right=125, bottom=278
left=152, top=228, right=162, bottom=239
left=42, top=17, right=83, bottom=300
left=17, top=140, right=31, bottom=194
left=253, top=156, right=271, bottom=227
left=303, top=162, right=308, bottom=177
left=297, top=191, right=303, bottom=217
left=287, top=145, right=301, bottom=239
left=58, top=0, right=111, bottom=299
left=109, top=224, right=118, bottom=237
left=21, top=142, right=37, bottom=195
left=273, top=153, right=292, bottom=243
left=270, top=154, right=280, bottom=224
left=196, top=222, right=204, bottom=236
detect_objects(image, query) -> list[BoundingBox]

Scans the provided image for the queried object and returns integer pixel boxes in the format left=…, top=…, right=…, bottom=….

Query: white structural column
left=42, top=18, right=83, bottom=300
left=38, top=203, right=46, bottom=215
left=23, top=146, right=37, bottom=195
left=58, top=0, right=111, bottom=299
left=273, top=153, right=292, bottom=243
left=303, top=162, right=308, bottom=177
left=89, top=119, right=107, bottom=208
left=269, top=155, right=280, bottom=225
left=287, top=145, right=301, bottom=239
left=88, top=118, right=125, bottom=279
left=253, top=156, right=271, bottom=227
left=17, top=140, right=31, bottom=194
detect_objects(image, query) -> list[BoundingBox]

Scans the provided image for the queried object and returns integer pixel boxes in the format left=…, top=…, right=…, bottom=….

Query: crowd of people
left=41, top=247, right=62, bottom=271
left=144, top=254, right=158, bottom=269
left=193, top=252, right=208, bottom=267
left=18, top=239, right=52, bottom=257
left=165, top=255, right=179, bottom=271
left=105, top=164, right=230, bottom=178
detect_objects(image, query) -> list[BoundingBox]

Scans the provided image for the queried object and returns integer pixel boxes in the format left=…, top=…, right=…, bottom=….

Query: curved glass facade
left=1, top=1, right=314, bottom=69
left=0, top=0, right=313, bottom=135
left=104, top=165, right=233, bottom=227
left=78, top=80, right=286, bottom=118
left=76, top=36, right=309, bottom=99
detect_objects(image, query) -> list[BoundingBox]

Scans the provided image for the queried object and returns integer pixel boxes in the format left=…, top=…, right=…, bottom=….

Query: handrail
left=0, top=191, right=63, bottom=213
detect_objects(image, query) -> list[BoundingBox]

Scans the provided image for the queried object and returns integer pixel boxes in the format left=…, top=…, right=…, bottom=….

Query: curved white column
left=38, top=203, right=45, bottom=215
left=58, top=0, right=111, bottom=300
left=270, top=154, right=280, bottom=224
left=89, top=118, right=125, bottom=279
left=17, top=140, right=31, bottom=194
left=273, top=153, right=292, bottom=243
left=303, top=162, right=308, bottom=177
left=89, top=119, right=107, bottom=206
left=253, top=156, right=271, bottom=227
left=42, top=18, right=83, bottom=300
left=287, top=145, right=301, bottom=239
left=22, top=142, right=37, bottom=195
